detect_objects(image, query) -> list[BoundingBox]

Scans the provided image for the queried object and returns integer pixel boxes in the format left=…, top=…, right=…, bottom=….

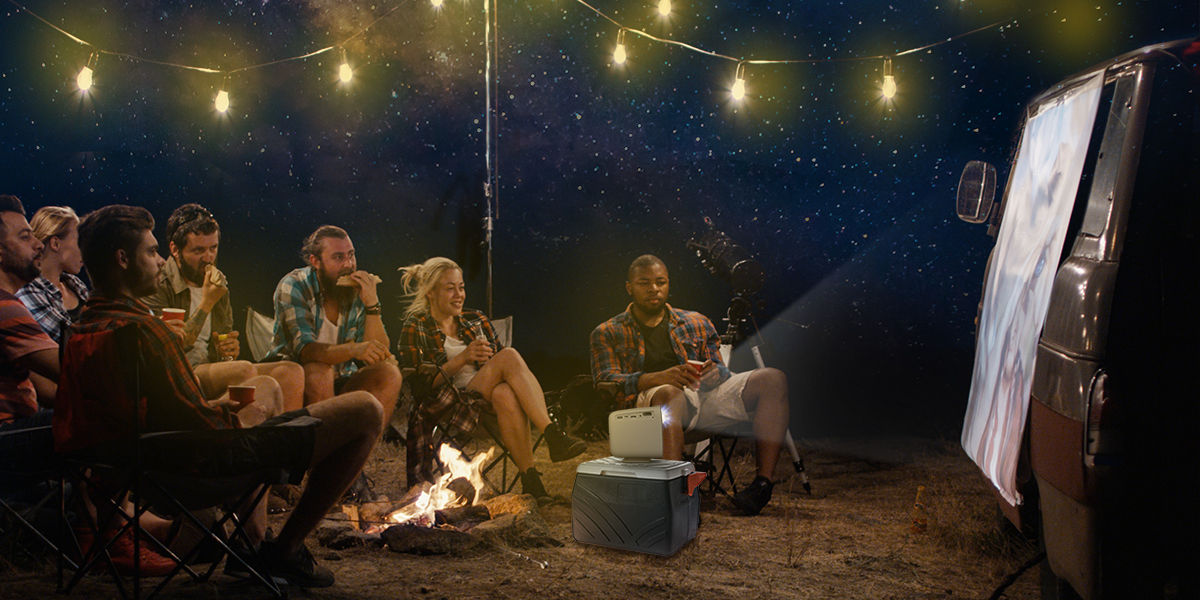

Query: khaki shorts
left=635, top=370, right=753, bottom=432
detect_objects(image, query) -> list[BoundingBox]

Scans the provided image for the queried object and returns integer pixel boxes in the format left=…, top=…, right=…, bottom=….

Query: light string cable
left=4, top=0, right=410, bottom=76
left=572, top=0, right=1015, bottom=72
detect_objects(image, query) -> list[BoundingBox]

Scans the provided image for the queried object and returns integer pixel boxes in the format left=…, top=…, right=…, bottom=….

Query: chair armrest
left=594, top=381, right=621, bottom=401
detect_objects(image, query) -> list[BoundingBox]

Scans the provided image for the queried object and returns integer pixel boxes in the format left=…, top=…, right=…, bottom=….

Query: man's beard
left=1, top=251, right=40, bottom=284
left=318, top=269, right=356, bottom=303
left=178, top=259, right=208, bottom=286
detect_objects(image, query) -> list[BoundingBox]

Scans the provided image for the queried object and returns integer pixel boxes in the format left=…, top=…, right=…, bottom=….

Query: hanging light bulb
left=612, top=29, right=627, bottom=65
left=431, top=0, right=443, bottom=6
left=731, top=62, right=746, bottom=101
left=214, top=84, right=230, bottom=113
left=76, top=53, right=96, bottom=92
left=338, top=49, right=353, bottom=84
left=657, top=0, right=671, bottom=16
left=881, top=57, right=897, bottom=100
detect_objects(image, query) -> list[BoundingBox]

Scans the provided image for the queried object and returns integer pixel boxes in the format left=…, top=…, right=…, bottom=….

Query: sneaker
left=731, top=476, right=774, bottom=516
left=107, top=528, right=179, bottom=577
left=520, top=468, right=550, bottom=500
left=341, top=472, right=378, bottom=504
left=544, top=423, right=586, bottom=462
left=260, top=540, right=334, bottom=588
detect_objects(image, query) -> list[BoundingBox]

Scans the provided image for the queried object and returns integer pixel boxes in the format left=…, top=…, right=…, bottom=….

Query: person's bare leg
left=342, top=362, right=402, bottom=428
left=255, top=361, right=305, bottom=412
left=228, top=375, right=283, bottom=428
left=468, top=348, right=551, bottom=430
left=740, top=368, right=789, bottom=479
left=487, top=383, right=534, bottom=471
left=302, top=362, right=335, bottom=407
left=195, top=361, right=257, bottom=400
left=648, top=386, right=688, bottom=460
left=273, top=391, right=383, bottom=556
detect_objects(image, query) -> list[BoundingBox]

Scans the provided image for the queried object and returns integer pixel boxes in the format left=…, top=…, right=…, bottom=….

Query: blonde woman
left=16, top=206, right=88, bottom=343
left=396, top=257, right=585, bottom=499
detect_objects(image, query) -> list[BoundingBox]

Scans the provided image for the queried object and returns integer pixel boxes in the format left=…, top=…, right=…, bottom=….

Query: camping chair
left=57, top=324, right=316, bottom=600
left=243, top=307, right=274, bottom=363
left=403, top=316, right=546, bottom=495
left=0, top=423, right=78, bottom=584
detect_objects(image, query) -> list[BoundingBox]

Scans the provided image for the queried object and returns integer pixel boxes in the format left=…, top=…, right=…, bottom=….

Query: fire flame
left=383, top=444, right=496, bottom=529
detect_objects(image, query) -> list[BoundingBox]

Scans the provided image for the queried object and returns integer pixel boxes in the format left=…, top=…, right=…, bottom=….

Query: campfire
left=365, top=444, right=497, bottom=533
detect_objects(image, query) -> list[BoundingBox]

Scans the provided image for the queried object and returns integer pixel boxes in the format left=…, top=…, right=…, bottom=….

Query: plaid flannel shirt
left=15, top=274, right=89, bottom=344
left=56, top=294, right=233, bottom=453
left=264, top=266, right=365, bottom=379
left=589, top=303, right=731, bottom=409
left=396, top=309, right=501, bottom=486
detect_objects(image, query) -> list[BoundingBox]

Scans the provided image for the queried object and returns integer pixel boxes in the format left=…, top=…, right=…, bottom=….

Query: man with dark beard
left=57, top=205, right=386, bottom=587
left=143, top=204, right=305, bottom=414
left=265, top=225, right=401, bottom=426
left=0, top=194, right=58, bottom=430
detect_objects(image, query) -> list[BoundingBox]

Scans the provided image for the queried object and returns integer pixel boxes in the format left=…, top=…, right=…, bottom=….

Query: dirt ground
left=2, top=436, right=1046, bottom=599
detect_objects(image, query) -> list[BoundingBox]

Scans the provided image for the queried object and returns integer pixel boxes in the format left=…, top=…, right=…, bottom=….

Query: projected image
left=961, top=74, right=1105, bottom=506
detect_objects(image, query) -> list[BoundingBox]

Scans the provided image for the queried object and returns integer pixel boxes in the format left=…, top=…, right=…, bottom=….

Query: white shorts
left=635, top=370, right=753, bottom=433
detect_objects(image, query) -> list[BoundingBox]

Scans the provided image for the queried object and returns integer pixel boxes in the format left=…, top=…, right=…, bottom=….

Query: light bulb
left=657, top=0, right=671, bottom=16
left=339, top=62, right=353, bottom=83
left=214, top=89, right=230, bottom=113
left=431, top=0, right=443, bottom=6
left=731, top=77, right=745, bottom=101
left=882, top=74, right=896, bottom=99
left=76, top=66, right=94, bottom=92
left=613, top=43, right=627, bottom=64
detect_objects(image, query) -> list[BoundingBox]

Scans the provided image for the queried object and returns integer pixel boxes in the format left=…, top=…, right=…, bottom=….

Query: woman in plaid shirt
left=396, top=257, right=585, bottom=499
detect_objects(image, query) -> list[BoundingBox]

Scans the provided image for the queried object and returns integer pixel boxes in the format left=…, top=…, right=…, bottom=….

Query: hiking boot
left=260, top=540, right=334, bottom=588
left=520, top=468, right=550, bottom=501
left=731, top=476, right=774, bottom=516
left=544, top=423, right=586, bottom=462
left=107, top=528, right=179, bottom=577
left=341, top=472, right=378, bottom=504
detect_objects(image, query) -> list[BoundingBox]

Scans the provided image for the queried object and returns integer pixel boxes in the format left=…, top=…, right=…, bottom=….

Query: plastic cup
left=161, top=308, right=186, bottom=321
left=686, top=359, right=706, bottom=376
left=228, top=385, right=256, bottom=407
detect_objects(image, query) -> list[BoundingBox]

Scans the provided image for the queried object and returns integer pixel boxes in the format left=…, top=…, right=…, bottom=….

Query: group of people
left=0, top=194, right=792, bottom=589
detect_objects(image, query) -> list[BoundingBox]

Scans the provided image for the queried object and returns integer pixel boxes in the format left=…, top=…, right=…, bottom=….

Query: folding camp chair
left=0, top=423, right=78, bottom=583
left=57, top=324, right=316, bottom=600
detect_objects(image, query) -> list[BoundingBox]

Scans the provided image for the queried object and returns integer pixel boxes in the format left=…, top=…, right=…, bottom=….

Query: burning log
left=381, top=524, right=480, bottom=555
left=435, top=505, right=491, bottom=529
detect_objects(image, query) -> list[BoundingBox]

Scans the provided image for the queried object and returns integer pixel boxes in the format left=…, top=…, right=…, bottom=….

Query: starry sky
left=0, top=0, right=1195, bottom=437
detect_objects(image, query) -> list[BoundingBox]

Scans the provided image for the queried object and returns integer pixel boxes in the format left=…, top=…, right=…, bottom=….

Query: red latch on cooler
left=686, top=471, right=707, bottom=496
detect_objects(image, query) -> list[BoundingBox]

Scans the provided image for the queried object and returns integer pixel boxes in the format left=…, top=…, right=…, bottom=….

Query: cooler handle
left=686, top=471, right=707, bottom=496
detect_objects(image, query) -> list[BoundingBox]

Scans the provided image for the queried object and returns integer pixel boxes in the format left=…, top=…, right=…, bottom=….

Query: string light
left=657, top=0, right=671, bottom=17
left=730, top=62, right=746, bottom=101
left=431, top=0, right=444, bottom=6
left=612, top=29, right=627, bottom=65
left=76, top=53, right=96, bottom=93
left=338, top=49, right=353, bottom=83
left=881, top=57, right=896, bottom=100
left=214, top=77, right=230, bottom=113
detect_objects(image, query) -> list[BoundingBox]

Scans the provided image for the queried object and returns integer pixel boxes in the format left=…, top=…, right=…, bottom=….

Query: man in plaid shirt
left=264, top=225, right=401, bottom=421
left=590, top=254, right=790, bottom=515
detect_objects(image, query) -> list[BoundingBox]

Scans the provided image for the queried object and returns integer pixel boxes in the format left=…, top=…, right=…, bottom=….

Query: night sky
left=1, top=0, right=1195, bottom=438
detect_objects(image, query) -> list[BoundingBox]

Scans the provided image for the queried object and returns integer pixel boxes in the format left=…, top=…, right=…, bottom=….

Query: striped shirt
left=15, top=274, right=89, bottom=344
left=0, top=289, right=58, bottom=423
left=264, top=266, right=365, bottom=379
left=589, top=303, right=731, bottom=409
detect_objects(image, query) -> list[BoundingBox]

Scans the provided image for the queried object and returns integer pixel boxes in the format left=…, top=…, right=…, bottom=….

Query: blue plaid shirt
left=590, top=303, right=731, bottom=409
left=16, top=274, right=89, bottom=344
left=264, top=266, right=365, bottom=378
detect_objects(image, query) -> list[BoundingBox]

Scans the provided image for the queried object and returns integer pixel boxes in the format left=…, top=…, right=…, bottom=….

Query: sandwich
left=336, top=272, right=383, bottom=287
left=205, top=265, right=227, bottom=287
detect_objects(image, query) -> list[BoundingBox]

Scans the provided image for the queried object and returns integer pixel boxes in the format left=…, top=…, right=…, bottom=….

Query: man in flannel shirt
left=264, top=226, right=401, bottom=420
left=0, top=195, right=59, bottom=437
left=59, top=205, right=385, bottom=587
left=590, top=254, right=790, bottom=515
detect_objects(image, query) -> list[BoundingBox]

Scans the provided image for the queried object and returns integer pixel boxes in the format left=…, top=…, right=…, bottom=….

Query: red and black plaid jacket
left=395, top=309, right=501, bottom=486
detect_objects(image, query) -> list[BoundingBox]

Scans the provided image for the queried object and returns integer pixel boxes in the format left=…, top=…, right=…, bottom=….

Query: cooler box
left=572, top=457, right=706, bottom=556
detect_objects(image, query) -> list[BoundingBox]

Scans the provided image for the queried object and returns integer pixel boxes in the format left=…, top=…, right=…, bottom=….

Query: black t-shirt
left=639, top=317, right=678, bottom=373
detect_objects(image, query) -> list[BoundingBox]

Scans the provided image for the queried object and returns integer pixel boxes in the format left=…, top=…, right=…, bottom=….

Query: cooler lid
left=576, top=456, right=695, bottom=480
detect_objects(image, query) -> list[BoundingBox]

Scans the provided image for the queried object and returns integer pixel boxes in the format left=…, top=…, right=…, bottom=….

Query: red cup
left=686, top=359, right=706, bottom=376
left=161, top=308, right=186, bottom=321
left=228, top=385, right=256, bottom=407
